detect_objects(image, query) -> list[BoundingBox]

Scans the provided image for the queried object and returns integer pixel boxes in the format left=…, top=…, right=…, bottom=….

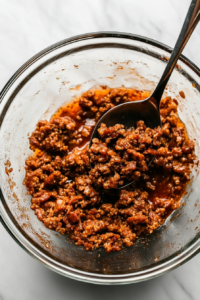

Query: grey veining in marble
left=0, top=0, right=200, bottom=299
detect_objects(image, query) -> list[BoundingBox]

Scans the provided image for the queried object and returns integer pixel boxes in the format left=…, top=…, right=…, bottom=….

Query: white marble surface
left=0, top=0, right=200, bottom=299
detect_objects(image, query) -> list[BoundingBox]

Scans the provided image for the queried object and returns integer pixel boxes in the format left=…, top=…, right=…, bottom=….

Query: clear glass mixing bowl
left=0, top=32, right=200, bottom=285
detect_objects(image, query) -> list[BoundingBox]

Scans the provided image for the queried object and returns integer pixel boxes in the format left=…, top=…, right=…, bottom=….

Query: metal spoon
left=89, top=0, right=200, bottom=189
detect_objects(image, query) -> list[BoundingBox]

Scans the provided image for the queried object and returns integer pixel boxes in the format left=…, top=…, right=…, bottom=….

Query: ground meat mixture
left=24, top=88, right=196, bottom=253
left=89, top=119, right=194, bottom=189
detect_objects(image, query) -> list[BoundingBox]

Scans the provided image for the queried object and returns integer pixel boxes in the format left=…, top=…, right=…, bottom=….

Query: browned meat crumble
left=24, top=88, right=196, bottom=253
left=89, top=119, right=194, bottom=189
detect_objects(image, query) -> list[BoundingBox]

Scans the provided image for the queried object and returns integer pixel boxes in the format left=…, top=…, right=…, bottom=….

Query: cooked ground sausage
left=24, top=88, right=196, bottom=253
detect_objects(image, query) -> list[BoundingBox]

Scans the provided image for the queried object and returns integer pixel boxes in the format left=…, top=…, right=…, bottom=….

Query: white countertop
left=0, top=0, right=200, bottom=299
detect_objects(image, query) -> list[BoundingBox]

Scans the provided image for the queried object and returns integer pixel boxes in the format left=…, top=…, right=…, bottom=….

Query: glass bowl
left=0, top=32, right=200, bottom=285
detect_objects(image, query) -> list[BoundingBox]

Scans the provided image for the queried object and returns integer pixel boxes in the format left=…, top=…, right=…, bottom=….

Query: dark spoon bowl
left=89, top=98, right=161, bottom=135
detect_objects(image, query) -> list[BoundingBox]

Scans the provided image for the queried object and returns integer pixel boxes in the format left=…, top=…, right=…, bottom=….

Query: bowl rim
left=0, top=31, right=200, bottom=285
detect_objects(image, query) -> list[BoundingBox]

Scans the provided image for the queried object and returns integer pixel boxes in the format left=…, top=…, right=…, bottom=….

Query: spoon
left=89, top=0, right=200, bottom=189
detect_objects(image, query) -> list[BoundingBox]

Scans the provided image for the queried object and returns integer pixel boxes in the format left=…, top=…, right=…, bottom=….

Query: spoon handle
left=152, top=0, right=200, bottom=107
